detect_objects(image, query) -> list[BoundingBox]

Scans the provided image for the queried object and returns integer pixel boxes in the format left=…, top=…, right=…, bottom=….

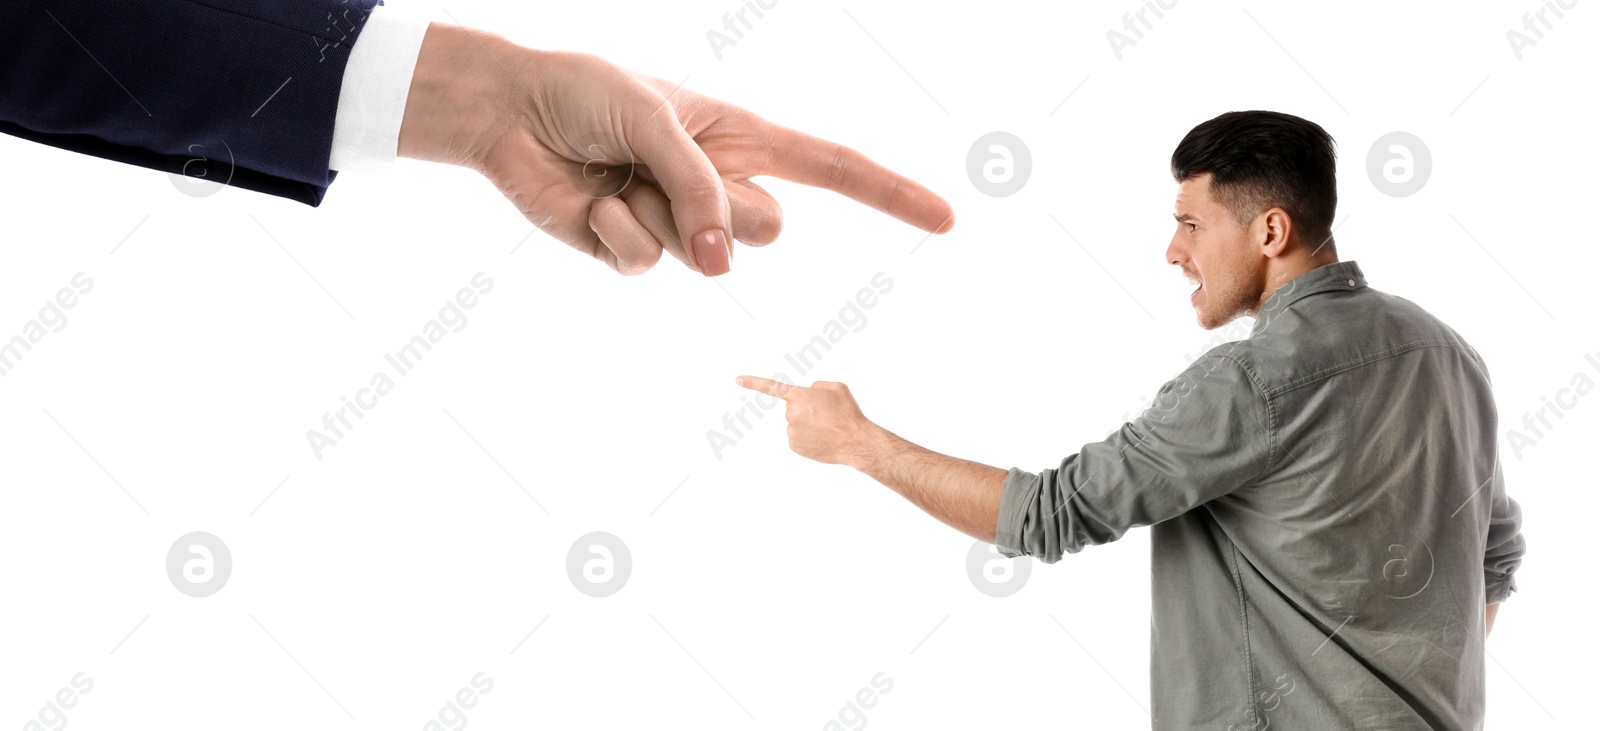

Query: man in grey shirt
left=737, top=111, right=1526, bottom=729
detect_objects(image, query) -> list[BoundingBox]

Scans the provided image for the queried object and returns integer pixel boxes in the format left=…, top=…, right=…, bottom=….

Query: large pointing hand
left=398, top=24, right=956, bottom=277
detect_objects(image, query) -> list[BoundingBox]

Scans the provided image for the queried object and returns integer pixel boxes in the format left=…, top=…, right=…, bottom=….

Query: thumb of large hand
left=625, top=107, right=733, bottom=276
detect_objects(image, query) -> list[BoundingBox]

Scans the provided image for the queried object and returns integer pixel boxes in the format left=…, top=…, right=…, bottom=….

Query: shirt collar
left=1250, top=260, right=1366, bottom=337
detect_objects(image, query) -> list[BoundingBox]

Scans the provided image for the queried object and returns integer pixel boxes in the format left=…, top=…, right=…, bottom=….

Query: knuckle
left=825, top=144, right=851, bottom=190
left=617, top=258, right=655, bottom=276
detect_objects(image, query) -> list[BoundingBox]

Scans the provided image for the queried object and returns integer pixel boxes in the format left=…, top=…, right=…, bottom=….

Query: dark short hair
left=1170, top=111, right=1338, bottom=247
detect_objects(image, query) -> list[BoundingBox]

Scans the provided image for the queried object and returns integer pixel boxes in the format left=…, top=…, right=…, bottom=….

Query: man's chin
left=1194, top=306, right=1242, bottom=331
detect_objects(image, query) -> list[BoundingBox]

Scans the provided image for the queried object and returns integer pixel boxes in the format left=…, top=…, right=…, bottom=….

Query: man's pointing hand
left=735, top=376, right=884, bottom=467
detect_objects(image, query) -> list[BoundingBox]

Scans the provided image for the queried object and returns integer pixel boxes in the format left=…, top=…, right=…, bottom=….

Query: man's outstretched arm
left=736, top=356, right=1270, bottom=559
left=854, top=420, right=1008, bottom=542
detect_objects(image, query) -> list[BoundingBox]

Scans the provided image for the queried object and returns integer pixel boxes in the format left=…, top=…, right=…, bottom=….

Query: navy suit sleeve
left=0, top=0, right=385, bottom=206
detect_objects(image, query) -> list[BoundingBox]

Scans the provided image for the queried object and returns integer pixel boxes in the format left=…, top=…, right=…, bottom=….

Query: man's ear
left=1258, top=207, right=1293, bottom=258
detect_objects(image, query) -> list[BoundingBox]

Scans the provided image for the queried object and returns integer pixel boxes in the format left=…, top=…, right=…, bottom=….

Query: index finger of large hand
left=761, top=123, right=955, bottom=234
left=735, top=375, right=797, bottom=400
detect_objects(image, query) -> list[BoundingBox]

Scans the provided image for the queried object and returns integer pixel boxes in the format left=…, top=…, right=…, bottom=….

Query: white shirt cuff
left=329, top=6, right=431, bottom=173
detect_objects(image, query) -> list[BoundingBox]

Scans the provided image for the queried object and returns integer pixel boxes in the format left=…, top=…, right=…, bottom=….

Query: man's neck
left=1255, top=251, right=1340, bottom=312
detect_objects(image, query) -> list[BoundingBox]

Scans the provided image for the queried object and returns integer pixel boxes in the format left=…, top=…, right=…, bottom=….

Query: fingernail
left=694, top=229, right=730, bottom=276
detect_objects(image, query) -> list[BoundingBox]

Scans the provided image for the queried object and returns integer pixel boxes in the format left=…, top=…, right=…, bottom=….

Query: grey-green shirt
left=995, top=260, right=1525, bottom=729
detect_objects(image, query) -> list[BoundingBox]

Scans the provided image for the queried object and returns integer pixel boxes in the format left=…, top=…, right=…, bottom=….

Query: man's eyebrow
left=1173, top=212, right=1198, bottom=223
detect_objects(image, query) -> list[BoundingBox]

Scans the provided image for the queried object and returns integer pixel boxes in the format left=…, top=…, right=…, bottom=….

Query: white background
left=2, top=0, right=1593, bottom=728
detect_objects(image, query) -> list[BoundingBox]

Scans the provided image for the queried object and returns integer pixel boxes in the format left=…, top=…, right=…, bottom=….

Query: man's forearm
left=851, top=424, right=1008, bottom=541
left=1485, top=602, right=1499, bottom=637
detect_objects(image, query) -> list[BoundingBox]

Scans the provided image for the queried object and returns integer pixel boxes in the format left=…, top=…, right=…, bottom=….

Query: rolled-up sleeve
left=996, top=353, right=1271, bottom=562
left=1483, top=461, right=1525, bottom=603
